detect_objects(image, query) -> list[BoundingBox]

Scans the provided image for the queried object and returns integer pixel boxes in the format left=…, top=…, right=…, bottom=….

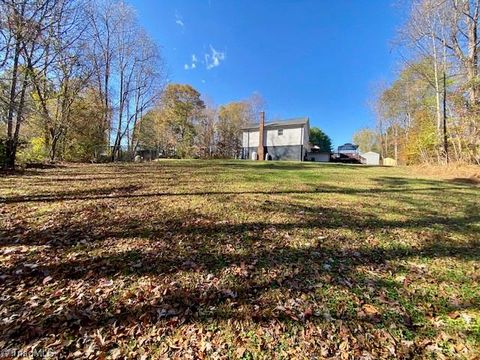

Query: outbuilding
left=383, top=157, right=397, bottom=166
left=307, top=146, right=330, bottom=162
left=361, top=151, right=380, bottom=166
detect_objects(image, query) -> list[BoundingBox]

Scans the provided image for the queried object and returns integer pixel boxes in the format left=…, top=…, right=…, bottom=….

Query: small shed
left=383, top=157, right=397, bottom=166
left=361, top=151, right=380, bottom=166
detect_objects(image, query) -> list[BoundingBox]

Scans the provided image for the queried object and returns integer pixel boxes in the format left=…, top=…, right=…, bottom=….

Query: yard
left=1, top=160, right=479, bottom=359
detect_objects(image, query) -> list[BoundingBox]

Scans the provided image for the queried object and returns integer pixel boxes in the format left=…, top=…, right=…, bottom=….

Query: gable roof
left=338, top=143, right=359, bottom=151
left=242, top=117, right=309, bottom=131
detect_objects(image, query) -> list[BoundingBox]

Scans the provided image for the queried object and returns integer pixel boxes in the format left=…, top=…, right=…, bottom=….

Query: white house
left=242, top=117, right=310, bottom=161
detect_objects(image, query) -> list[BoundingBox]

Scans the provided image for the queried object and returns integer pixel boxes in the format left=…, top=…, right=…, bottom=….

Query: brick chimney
left=257, top=111, right=265, bottom=160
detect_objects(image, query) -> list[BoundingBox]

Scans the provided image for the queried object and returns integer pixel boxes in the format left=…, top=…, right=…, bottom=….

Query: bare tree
left=27, top=0, right=90, bottom=161
left=86, top=0, right=166, bottom=161
left=446, top=0, right=480, bottom=107
left=246, top=91, right=265, bottom=124
left=0, top=0, right=80, bottom=168
left=86, top=0, right=122, bottom=157
left=195, top=104, right=217, bottom=158
left=126, top=31, right=165, bottom=157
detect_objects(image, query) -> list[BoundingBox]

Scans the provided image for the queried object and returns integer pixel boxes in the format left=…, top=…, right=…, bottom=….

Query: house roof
left=338, top=143, right=359, bottom=151
left=242, top=117, right=309, bottom=130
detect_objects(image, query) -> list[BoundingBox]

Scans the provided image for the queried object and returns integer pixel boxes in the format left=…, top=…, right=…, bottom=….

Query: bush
left=17, top=137, right=48, bottom=164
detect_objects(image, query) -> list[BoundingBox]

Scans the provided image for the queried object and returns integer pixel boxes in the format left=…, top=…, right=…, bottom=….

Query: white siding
left=361, top=151, right=380, bottom=165
left=242, top=130, right=259, bottom=148
left=308, top=153, right=330, bottom=162
left=265, top=126, right=304, bottom=146
left=243, top=123, right=308, bottom=148
left=242, top=131, right=248, bottom=147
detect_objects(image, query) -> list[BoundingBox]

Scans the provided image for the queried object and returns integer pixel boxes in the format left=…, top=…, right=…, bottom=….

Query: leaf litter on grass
left=0, top=160, right=479, bottom=358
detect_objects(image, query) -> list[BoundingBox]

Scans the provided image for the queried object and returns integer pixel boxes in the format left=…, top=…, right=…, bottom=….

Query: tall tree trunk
left=111, top=65, right=125, bottom=162
left=4, top=41, right=21, bottom=169
left=50, top=133, right=60, bottom=162
left=394, top=125, right=398, bottom=163
left=431, top=31, right=444, bottom=164
left=431, top=33, right=443, bottom=132
left=443, top=71, right=449, bottom=163
left=466, top=0, right=479, bottom=107
left=104, top=58, right=110, bottom=152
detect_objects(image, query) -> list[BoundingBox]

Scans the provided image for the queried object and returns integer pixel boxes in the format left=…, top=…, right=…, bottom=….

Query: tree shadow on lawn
left=0, top=169, right=43, bottom=178
left=2, top=238, right=478, bottom=354
left=0, top=161, right=388, bottom=182
left=374, top=176, right=480, bottom=188
left=449, top=177, right=480, bottom=185
left=1, top=184, right=144, bottom=205
left=3, top=177, right=476, bottom=204
left=216, top=161, right=391, bottom=172
left=0, top=162, right=215, bottom=180
left=1, top=175, right=479, bottom=354
left=16, top=178, right=217, bottom=191
left=2, top=191, right=479, bottom=249
left=1, top=195, right=479, bottom=352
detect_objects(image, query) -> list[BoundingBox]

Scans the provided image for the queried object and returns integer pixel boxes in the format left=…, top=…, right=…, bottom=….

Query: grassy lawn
left=1, top=160, right=479, bottom=359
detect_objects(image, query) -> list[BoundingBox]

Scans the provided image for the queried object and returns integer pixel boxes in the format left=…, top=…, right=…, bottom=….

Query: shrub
left=17, top=137, right=48, bottom=164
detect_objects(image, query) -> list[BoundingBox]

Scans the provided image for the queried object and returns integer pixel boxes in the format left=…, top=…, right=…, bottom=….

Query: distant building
left=331, top=143, right=362, bottom=163
left=338, top=143, right=359, bottom=154
left=307, top=146, right=330, bottom=162
left=242, top=116, right=310, bottom=161
left=383, top=157, right=397, bottom=166
left=361, top=151, right=380, bottom=165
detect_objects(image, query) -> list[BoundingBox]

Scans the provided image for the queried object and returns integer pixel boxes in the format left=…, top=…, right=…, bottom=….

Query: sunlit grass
left=0, top=160, right=479, bottom=358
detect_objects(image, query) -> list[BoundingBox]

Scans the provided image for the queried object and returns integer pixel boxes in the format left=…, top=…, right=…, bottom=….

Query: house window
left=278, top=129, right=283, bottom=136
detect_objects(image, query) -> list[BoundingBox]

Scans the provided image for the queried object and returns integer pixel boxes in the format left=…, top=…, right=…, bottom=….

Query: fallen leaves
left=359, top=303, right=382, bottom=324
left=0, top=161, right=479, bottom=358
left=362, top=303, right=380, bottom=317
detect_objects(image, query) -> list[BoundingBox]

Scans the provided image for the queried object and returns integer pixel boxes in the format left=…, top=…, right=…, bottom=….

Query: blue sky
left=129, top=0, right=405, bottom=147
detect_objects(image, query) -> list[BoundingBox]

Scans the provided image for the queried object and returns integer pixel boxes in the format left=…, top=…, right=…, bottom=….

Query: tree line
left=136, top=85, right=264, bottom=160
left=353, top=0, right=480, bottom=165
left=0, top=0, right=265, bottom=169
left=0, top=0, right=168, bottom=168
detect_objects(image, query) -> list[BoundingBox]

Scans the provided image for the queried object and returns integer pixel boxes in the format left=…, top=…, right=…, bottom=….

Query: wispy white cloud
left=175, top=11, right=184, bottom=27
left=184, top=54, right=198, bottom=71
left=204, top=45, right=226, bottom=70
